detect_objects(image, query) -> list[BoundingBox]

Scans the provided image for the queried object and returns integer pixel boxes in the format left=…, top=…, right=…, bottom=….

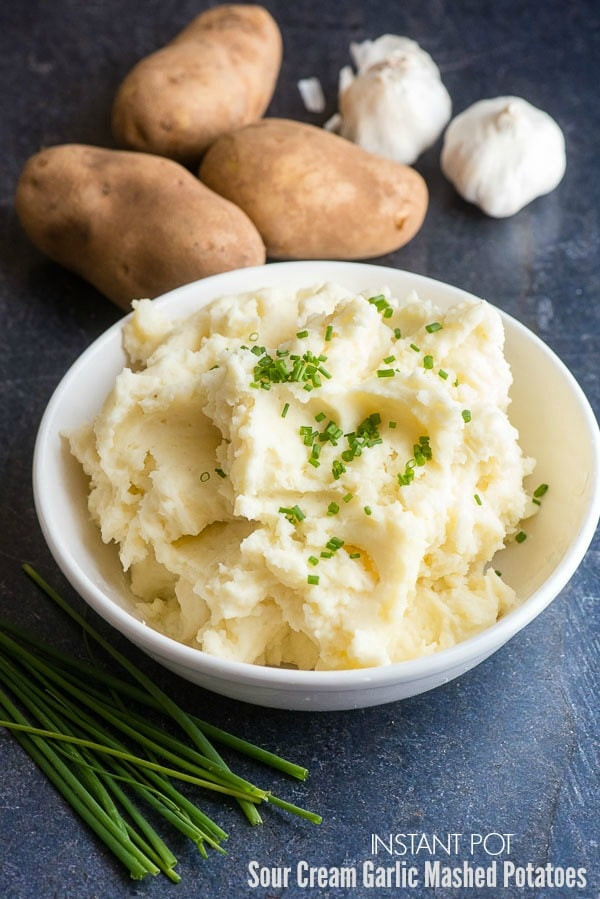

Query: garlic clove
left=441, top=96, right=567, bottom=217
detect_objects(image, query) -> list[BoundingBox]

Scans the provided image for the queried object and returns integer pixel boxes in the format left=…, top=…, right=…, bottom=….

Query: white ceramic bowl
left=33, top=262, right=600, bottom=710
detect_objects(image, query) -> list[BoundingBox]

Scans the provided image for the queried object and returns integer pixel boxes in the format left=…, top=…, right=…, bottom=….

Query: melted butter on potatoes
left=69, top=282, right=534, bottom=670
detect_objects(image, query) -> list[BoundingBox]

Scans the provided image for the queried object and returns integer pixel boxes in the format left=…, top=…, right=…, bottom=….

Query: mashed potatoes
left=69, top=282, right=534, bottom=670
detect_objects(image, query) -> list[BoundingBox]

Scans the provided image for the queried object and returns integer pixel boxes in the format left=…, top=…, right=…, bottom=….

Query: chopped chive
left=533, top=483, right=549, bottom=498
left=454, top=378, right=459, bottom=387
left=494, top=570, right=502, bottom=577
left=200, top=472, right=210, bottom=482
left=327, top=502, right=339, bottom=516
left=410, top=343, right=420, bottom=352
left=383, top=308, right=393, bottom=319
left=425, top=322, right=443, bottom=333
left=320, top=551, right=333, bottom=559
left=325, top=325, right=333, bottom=341
left=308, top=458, right=320, bottom=468
left=311, top=444, right=321, bottom=460
left=296, top=330, right=309, bottom=339
left=388, top=421, right=397, bottom=429
left=281, top=403, right=290, bottom=418
left=532, top=498, right=541, bottom=506
left=214, top=468, right=226, bottom=479
left=251, top=345, right=264, bottom=356
left=326, top=537, right=344, bottom=551
left=383, top=355, right=396, bottom=364
left=349, top=552, right=361, bottom=559
left=423, top=355, right=434, bottom=369
left=515, top=531, right=527, bottom=543
left=474, top=494, right=482, bottom=505
left=394, top=328, right=402, bottom=339
left=317, top=366, right=332, bottom=379
left=438, top=369, right=449, bottom=380
left=332, top=460, right=346, bottom=480
left=377, top=369, right=395, bottom=378
left=315, top=411, right=326, bottom=422
left=461, top=409, right=472, bottom=423
left=343, top=493, right=353, bottom=503
left=307, top=575, right=320, bottom=585
left=364, top=506, right=372, bottom=516
left=308, top=556, right=319, bottom=566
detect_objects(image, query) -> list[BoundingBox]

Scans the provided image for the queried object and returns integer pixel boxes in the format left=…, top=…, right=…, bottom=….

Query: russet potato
left=112, top=5, right=282, bottom=163
left=199, top=119, right=428, bottom=259
left=15, top=144, right=265, bottom=307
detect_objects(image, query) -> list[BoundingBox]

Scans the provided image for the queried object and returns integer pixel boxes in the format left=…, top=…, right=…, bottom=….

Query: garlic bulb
left=337, top=35, right=452, bottom=165
left=441, top=96, right=567, bottom=217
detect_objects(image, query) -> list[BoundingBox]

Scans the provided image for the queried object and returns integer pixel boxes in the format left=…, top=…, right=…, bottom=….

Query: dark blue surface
left=1, top=1, right=598, bottom=897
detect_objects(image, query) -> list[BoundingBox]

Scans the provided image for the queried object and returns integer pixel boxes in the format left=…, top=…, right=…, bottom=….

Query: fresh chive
left=383, top=308, right=393, bottom=319
left=377, top=369, right=395, bottom=378
left=394, top=328, right=402, bottom=339
left=214, top=468, right=226, bottom=479
left=423, top=355, right=434, bottom=369
left=388, top=421, right=397, bottom=429
left=532, top=498, right=541, bottom=506
left=320, top=551, right=333, bottom=559
left=325, top=325, right=333, bottom=341
left=474, top=494, right=482, bottom=505
left=533, top=483, right=549, bottom=498
left=494, top=570, right=502, bottom=577
left=343, top=493, right=353, bottom=503
left=296, top=330, right=309, bottom=339
left=307, top=575, right=320, bottom=585
left=410, top=343, right=420, bottom=352
left=461, top=409, right=472, bottom=423
left=308, top=556, right=319, bottom=566
left=281, top=403, right=290, bottom=418
left=315, top=411, right=326, bottom=422
left=515, top=531, right=527, bottom=543
left=327, top=502, right=339, bottom=516
left=438, top=369, right=448, bottom=380
left=425, top=322, right=443, bottom=333
left=349, top=552, right=361, bottom=559
left=383, top=355, right=396, bottom=364
left=364, top=506, right=372, bottom=516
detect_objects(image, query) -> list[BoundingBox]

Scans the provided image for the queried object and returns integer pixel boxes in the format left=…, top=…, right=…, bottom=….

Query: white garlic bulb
left=441, top=96, right=567, bottom=217
left=337, top=35, right=452, bottom=165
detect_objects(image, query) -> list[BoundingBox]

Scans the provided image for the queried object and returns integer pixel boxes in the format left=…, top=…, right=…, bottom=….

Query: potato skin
left=15, top=144, right=266, bottom=307
left=112, top=5, right=282, bottom=162
left=199, top=119, right=428, bottom=259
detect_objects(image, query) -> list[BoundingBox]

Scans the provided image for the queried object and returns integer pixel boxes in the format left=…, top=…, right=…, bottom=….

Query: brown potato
left=112, top=5, right=282, bottom=163
left=199, top=119, right=428, bottom=259
left=15, top=144, right=266, bottom=308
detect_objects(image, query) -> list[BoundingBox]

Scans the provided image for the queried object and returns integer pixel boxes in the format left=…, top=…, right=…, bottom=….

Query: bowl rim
left=33, top=261, right=600, bottom=692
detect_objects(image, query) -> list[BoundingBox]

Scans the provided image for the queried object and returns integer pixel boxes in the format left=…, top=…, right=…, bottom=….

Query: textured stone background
left=0, top=1, right=598, bottom=897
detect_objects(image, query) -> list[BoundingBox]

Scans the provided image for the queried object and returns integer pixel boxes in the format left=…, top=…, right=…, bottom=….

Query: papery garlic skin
left=441, top=96, right=567, bottom=217
left=337, top=35, right=452, bottom=165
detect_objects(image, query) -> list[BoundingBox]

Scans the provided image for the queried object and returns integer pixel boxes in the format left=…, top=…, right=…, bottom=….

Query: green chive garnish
left=327, top=502, right=339, bottom=516
left=438, top=369, right=448, bottom=380
left=462, top=409, right=472, bottom=423
left=281, top=403, right=290, bottom=418
left=307, top=575, right=320, bottom=585
left=349, top=552, right=361, bottom=559
left=515, top=531, right=527, bottom=543
left=377, top=369, right=395, bottom=378
left=325, top=325, right=333, bottom=341
left=394, top=328, right=402, bottom=339
left=364, top=506, right=372, bottom=516
left=315, top=411, right=326, bottom=422
left=474, top=494, right=482, bottom=505
left=214, top=468, right=226, bottom=479
left=425, top=322, right=443, bottom=333
left=533, top=483, right=549, bottom=498
left=383, top=355, right=395, bottom=364
left=308, top=556, right=319, bottom=566
left=296, top=330, right=309, bottom=339
left=410, top=343, right=420, bottom=352
left=343, top=493, right=353, bottom=503
left=423, top=355, right=434, bottom=369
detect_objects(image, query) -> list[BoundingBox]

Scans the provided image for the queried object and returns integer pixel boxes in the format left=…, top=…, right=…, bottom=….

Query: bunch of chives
left=0, top=565, right=320, bottom=882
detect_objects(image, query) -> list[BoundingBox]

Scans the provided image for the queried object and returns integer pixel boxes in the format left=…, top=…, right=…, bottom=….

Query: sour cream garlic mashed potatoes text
left=69, top=282, right=535, bottom=670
